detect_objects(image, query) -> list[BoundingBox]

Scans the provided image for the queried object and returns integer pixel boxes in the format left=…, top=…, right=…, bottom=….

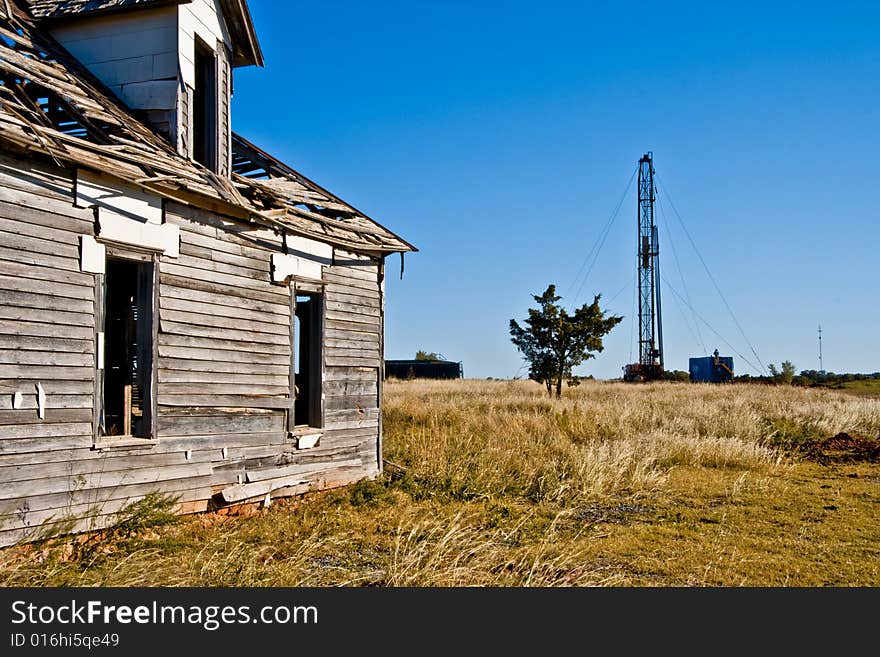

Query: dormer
left=30, top=0, right=263, bottom=176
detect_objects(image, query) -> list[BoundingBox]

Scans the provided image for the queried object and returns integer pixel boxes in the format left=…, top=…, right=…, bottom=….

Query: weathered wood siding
left=178, top=0, right=232, bottom=88
left=0, top=154, right=384, bottom=548
left=49, top=7, right=180, bottom=140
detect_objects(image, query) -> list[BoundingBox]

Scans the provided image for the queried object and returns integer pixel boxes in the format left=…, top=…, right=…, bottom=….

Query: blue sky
left=232, top=1, right=879, bottom=379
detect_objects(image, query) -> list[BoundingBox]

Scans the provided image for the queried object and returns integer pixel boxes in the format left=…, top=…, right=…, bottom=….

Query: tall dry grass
left=2, top=378, right=877, bottom=587
left=383, top=378, right=880, bottom=506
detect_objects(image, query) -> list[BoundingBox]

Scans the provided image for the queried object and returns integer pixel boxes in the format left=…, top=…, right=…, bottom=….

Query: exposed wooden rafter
left=0, top=2, right=414, bottom=254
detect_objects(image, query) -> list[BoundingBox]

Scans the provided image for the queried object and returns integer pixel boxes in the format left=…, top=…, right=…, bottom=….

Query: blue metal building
left=689, top=354, right=734, bottom=383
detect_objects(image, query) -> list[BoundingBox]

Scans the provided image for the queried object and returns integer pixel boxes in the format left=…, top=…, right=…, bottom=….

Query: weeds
left=2, top=379, right=878, bottom=586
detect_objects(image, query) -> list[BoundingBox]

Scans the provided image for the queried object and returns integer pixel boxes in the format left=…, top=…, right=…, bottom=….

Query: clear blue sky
left=232, top=1, right=879, bottom=380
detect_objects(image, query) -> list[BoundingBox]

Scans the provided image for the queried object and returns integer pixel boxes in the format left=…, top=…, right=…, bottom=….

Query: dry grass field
left=2, top=378, right=879, bottom=586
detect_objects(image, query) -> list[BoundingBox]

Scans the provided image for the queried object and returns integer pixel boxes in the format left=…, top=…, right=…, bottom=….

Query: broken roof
left=0, top=1, right=413, bottom=254
left=28, top=0, right=263, bottom=67
left=28, top=0, right=182, bottom=20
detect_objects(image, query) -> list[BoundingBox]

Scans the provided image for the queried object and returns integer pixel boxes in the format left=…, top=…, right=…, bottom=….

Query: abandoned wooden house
left=0, top=0, right=415, bottom=547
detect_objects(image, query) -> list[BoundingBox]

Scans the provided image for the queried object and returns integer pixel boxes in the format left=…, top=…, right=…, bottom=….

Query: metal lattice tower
left=637, top=152, right=663, bottom=370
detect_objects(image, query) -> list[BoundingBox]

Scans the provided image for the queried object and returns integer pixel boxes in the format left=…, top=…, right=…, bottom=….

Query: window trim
left=289, top=281, right=325, bottom=434
left=93, top=248, right=159, bottom=449
left=192, top=35, right=218, bottom=172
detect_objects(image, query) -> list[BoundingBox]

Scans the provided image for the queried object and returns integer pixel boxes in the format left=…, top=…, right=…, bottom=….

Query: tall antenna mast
left=818, top=325, right=823, bottom=374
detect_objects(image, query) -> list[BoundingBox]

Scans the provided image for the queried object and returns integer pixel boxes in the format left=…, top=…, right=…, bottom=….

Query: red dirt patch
left=802, top=432, right=880, bottom=464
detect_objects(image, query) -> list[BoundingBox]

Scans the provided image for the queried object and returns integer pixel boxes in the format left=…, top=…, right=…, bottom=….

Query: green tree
left=415, top=350, right=441, bottom=361
left=509, top=284, right=623, bottom=398
left=768, top=361, right=796, bottom=385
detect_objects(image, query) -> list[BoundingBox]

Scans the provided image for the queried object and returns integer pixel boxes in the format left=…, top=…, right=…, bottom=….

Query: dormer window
left=193, top=36, right=218, bottom=171
left=39, top=0, right=264, bottom=173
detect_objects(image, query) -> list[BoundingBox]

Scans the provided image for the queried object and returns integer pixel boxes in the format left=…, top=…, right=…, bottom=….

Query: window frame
left=192, top=35, right=218, bottom=172
left=93, top=246, right=159, bottom=448
left=289, top=281, right=325, bottom=434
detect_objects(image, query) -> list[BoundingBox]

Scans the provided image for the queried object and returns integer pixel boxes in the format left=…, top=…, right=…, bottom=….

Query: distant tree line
left=734, top=369, right=880, bottom=386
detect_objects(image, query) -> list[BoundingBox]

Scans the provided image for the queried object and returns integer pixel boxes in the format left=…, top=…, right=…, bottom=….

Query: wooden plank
left=161, top=261, right=277, bottom=294
left=0, top=463, right=214, bottom=501
left=160, top=296, right=290, bottom=326
left=0, top=441, right=289, bottom=484
left=0, top=335, right=92, bottom=355
left=325, top=395, right=378, bottom=412
left=325, top=346, right=381, bottom=359
left=0, top=275, right=94, bottom=300
left=324, top=283, right=380, bottom=303
left=377, top=257, right=385, bottom=475
left=161, top=283, right=288, bottom=317
left=325, top=338, right=380, bottom=351
left=159, top=308, right=288, bottom=336
left=178, top=220, right=273, bottom=260
left=158, top=332, right=289, bottom=356
left=0, top=379, right=94, bottom=395
left=220, top=474, right=310, bottom=503
left=0, top=365, right=94, bottom=381
left=244, top=458, right=362, bottom=484
left=158, top=412, right=285, bottom=436
left=0, top=191, right=93, bottom=231
left=328, top=263, right=378, bottom=282
left=0, top=290, right=92, bottom=315
left=175, top=215, right=277, bottom=256
left=158, top=369, right=289, bottom=386
left=0, top=215, right=84, bottom=250
left=0, top=408, right=92, bottom=424
left=0, top=422, right=93, bottom=440
left=323, top=367, right=379, bottom=382
left=166, top=255, right=270, bottom=286
left=0, top=260, right=94, bottom=288
left=0, top=485, right=211, bottom=538
left=158, top=382, right=290, bottom=395
left=0, top=446, right=98, bottom=468
left=325, top=327, right=382, bottom=342
left=158, top=319, right=287, bottom=345
left=0, top=320, right=93, bottom=341
left=0, top=396, right=91, bottom=412
left=325, top=299, right=380, bottom=316
left=158, top=394, right=290, bottom=409
left=325, top=309, right=381, bottom=325
left=0, top=350, right=94, bottom=367
left=158, top=344, right=288, bottom=366
left=0, top=435, right=94, bottom=455
left=323, top=277, right=379, bottom=295
left=179, top=241, right=268, bottom=274
left=326, top=356, right=380, bottom=368
left=0, top=245, right=79, bottom=272
left=325, top=291, right=380, bottom=309
left=0, top=158, right=76, bottom=203
left=160, top=357, right=288, bottom=376
left=159, top=272, right=288, bottom=306
left=150, top=432, right=288, bottom=452
left=324, top=418, right=379, bottom=431
left=0, top=306, right=93, bottom=327
left=324, top=380, right=378, bottom=396
left=327, top=407, right=380, bottom=421
left=0, top=229, right=80, bottom=260
left=324, top=319, right=380, bottom=336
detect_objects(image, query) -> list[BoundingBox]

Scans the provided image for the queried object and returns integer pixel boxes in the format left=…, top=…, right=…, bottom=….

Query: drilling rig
left=623, top=152, right=664, bottom=382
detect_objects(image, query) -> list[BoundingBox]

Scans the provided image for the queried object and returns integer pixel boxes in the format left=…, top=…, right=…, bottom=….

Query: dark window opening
left=294, top=293, right=323, bottom=428
left=103, top=258, right=154, bottom=438
left=193, top=37, right=217, bottom=171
